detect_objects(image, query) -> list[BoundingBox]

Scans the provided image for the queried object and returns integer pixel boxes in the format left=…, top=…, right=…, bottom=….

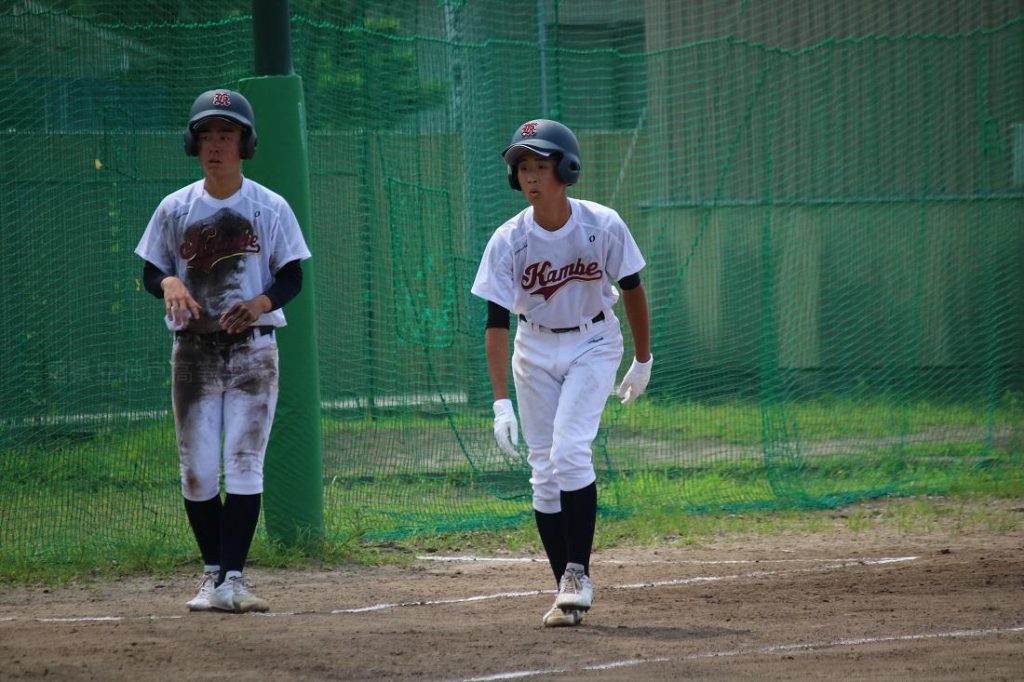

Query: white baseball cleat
left=209, top=575, right=269, bottom=613
left=186, top=571, right=217, bottom=611
left=554, top=566, right=592, bottom=611
left=543, top=602, right=584, bottom=627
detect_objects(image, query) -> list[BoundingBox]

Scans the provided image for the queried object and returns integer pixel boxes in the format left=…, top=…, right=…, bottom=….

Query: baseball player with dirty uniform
left=472, top=119, right=652, bottom=626
left=135, top=89, right=311, bottom=613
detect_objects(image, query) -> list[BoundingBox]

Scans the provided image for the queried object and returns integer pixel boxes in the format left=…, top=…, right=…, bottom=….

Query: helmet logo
left=212, top=91, right=232, bottom=107
left=520, top=122, right=538, bottom=138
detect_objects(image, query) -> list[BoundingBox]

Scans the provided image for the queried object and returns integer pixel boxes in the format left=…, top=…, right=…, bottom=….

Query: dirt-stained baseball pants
left=171, top=330, right=279, bottom=501
left=512, top=310, right=624, bottom=514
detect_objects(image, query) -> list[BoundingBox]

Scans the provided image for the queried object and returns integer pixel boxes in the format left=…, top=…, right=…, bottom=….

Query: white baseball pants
left=171, top=330, right=279, bottom=501
left=513, top=310, right=624, bottom=513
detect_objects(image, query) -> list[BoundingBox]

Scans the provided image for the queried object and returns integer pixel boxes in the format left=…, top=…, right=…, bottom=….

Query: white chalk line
left=416, top=555, right=910, bottom=565
left=335, top=557, right=916, bottom=614
left=748, top=626, right=1024, bottom=654
left=334, top=590, right=548, bottom=614
left=613, top=557, right=915, bottom=590
left=35, top=614, right=185, bottom=623
left=5, top=556, right=916, bottom=624
left=447, top=625, right=1024, bottom=682
left=455, top=657, right=673, bottom=682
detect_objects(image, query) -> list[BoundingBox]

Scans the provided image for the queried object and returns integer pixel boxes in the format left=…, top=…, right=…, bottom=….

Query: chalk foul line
left=8, top=556, right=917, bottom=623
left=448, top=625, right=1024, bottom=682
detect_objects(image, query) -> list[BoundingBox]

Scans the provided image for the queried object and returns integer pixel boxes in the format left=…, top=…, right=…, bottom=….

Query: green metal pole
left=240, top=0, right=323, bottom=547
left=252, top=0, right=293, bottom=76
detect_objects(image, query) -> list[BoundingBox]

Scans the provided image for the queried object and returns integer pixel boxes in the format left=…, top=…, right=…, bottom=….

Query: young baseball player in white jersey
left=472, top=119, right=652, bottom=627
left=135, top=89, right=311, bottom=613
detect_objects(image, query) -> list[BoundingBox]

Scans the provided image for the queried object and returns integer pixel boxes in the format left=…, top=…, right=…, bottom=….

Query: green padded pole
left=238, top=73, right=324, bottom=547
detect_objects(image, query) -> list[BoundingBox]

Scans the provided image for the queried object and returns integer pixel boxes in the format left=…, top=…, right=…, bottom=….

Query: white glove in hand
left=492, top=398, right=520, bottom=459
left=616, top=355, right=653, bottom=405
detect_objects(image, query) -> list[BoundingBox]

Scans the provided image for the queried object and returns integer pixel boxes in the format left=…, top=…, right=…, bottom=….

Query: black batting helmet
left=183, top=89, right=258, bottom=159
left=502, top=119, right=582, bottom=190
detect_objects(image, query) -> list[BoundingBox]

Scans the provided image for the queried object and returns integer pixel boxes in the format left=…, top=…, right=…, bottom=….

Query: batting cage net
left=1, top=1, right=1022, bottom=568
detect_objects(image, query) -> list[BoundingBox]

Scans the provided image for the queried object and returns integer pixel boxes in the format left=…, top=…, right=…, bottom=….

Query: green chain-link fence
left=1, top=1, right=1022, bottom=566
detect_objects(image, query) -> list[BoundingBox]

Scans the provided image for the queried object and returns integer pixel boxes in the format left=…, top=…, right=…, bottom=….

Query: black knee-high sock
left=534, top=509, right=568, bottom=587
left=559, top=482, right=597, bottom=576
left=219, top=492, right=262, bottom=584
left=183, top=495, right=222, bottom=566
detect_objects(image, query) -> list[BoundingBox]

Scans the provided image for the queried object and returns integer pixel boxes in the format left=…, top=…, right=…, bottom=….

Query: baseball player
left=134, top=89, right=311, bottom=613
left=471, top=119, right=652, bottom=627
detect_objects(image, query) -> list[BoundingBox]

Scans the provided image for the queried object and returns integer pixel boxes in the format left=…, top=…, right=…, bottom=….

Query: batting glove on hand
left=616, top=355, right=653, bottom=405
left=492, top=399, right=520, bottom=460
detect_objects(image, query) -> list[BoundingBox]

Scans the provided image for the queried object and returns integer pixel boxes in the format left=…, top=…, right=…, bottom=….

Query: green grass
left=0, top=395, right=1020, bottom=586
left=1, top=490, right=1021, bottom=587
left=364, top=493, right=1024, bottom=564
left=605, top=394, right=1018, bottom=445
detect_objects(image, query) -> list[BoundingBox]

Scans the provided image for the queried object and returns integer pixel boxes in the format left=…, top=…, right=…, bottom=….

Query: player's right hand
left=161, top=277, right=203, bottom=328
left=492, top=398, right=521, bottom=460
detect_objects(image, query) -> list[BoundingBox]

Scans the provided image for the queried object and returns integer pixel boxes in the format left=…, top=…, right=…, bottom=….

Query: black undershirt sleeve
left=142, top=261, right=168, bottom=299
left=264, top=259, right=303, bottom=311
left=486, top=300, right=511, bottom=329
left=617, top=272, right=641, bottom=290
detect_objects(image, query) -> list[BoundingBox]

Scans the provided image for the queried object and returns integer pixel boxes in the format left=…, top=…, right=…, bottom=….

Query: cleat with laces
left=209, top=575, right=269, bottom=613
left=186, top=571, right=217, bottom=611
left=554, top=565, right=592, bottom=611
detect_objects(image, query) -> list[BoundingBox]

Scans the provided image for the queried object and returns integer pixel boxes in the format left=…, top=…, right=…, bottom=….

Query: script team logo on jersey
left=522, top=258, right=603, bottom=300
left=179, top=208, right=261, bottom=273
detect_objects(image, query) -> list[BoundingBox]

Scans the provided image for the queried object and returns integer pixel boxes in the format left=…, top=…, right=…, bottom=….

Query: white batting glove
left=616, top=355, right=653, bottom=405
left=492, top=398, right=520, bottom=459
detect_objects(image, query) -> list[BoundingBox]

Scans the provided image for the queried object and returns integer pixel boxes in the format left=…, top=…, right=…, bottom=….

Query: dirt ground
left=1, top=521, right=1022, bottom=681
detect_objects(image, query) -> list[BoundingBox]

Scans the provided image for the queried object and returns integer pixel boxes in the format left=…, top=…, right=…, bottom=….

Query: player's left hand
left=616, top=355, right=653, bottom=405
left=219, top=297, right=269, bottom=335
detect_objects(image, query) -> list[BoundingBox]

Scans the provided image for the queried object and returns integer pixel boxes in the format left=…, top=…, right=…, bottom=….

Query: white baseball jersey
left=134, top=178, right=311, bottom=332
left=471, top=198, right=645, bottom=327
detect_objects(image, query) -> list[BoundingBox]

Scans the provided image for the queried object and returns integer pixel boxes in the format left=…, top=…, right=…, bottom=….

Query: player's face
left=196, top=119, right=244, bottom=177
left=516, top=153, right=565, bottom=204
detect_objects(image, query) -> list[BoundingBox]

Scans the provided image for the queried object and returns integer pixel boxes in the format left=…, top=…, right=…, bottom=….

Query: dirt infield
left=1, top=522, right=1022, bottom=681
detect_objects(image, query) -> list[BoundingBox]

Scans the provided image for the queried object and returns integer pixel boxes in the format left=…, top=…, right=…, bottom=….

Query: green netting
left=1, top=1, right=1022, bottom=565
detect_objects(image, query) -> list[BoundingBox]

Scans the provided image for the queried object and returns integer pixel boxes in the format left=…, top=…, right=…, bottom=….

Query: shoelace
left=562, top=572, right=582, bottom=594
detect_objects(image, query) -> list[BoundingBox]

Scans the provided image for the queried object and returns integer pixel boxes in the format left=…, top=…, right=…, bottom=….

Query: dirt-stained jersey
left=135, top=178, right=311, bottom=332
left=471, top=197, right=645, bottom=329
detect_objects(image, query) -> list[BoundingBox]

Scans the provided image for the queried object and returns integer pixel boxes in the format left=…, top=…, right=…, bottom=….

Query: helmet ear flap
left=557, top=154, right=581, bottom=186
left=507, top=164, right=521, bottom=190
left=240, top=129, right=257, bottom=159
left=184, top=128, right=198, bottom=156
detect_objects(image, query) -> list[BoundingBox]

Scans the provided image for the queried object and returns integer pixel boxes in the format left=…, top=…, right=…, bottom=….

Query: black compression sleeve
left=617, top=272, right=641, bottom=290
left=142, top=261, right=168, bottom=299
left=486, top=301, right=511, bottom=329
left=264, top=260, right=304, bottom=311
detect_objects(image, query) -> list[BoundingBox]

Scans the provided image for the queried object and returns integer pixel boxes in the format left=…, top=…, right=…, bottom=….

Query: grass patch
left=385, top=493, right=1023, bottom=562
left=0, top=395, right=1020, bottom=586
